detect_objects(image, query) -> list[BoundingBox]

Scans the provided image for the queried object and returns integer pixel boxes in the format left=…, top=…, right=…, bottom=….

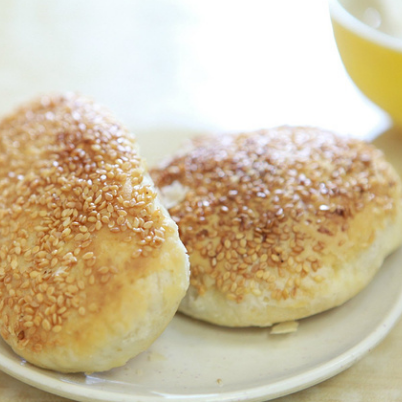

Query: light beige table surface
left=0, top=1, right=401, bottom=401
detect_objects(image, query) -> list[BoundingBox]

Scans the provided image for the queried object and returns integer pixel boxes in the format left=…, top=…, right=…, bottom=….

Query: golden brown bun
left=151, top=127, right=402, bottom=327
left=0, top=94, right=189, bottom=372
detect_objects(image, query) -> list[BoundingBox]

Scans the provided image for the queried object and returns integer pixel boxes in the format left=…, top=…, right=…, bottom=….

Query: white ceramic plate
left=0, top=237, right=401, bottom=402
left=1, top=132, right=402, bottom=402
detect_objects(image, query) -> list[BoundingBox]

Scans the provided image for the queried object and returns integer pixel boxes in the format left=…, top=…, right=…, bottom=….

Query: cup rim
left=329, top=0, right=402, bottom=52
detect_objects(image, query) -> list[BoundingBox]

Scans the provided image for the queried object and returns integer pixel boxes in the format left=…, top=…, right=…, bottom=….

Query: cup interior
left=330, top=0, right=402, bottom=51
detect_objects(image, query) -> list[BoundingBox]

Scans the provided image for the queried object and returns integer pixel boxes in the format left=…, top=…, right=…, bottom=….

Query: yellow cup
left=329, top=0, right=402, bottom=126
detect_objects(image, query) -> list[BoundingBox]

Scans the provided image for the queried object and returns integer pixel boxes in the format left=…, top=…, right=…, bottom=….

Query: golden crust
left=151, top=127, right=402, bottom=327
left=0, top=94, right=189, bottom=372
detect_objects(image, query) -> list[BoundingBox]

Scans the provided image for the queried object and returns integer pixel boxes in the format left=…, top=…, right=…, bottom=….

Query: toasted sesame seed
left=98, top=266, right=109, bottom=274
left=57, top=306, right=67, bottom=315
left=271, top=254, right=280, bottom=262
left=52, top=325, right=62, bottom=333
left=42, top=319, right=51, bottom=331
left=82, top=252, right=94, bottom=260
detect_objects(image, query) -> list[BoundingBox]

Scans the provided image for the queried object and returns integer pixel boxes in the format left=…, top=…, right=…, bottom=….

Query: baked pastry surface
left=0, top=94, right=189, bottom=372
left=151, top=127, right=402, bottom=327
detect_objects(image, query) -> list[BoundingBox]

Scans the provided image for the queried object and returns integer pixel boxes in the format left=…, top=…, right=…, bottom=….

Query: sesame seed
left=52, top=325, right=62, bottom=333
left=56, top=295, right=64, bottom=307
left=98, top=266, right=109, bottom=274
left=42, top=319, right=51, bottom=331
left=271, top=254, right=280, bottom=262
left=82, top=252, right=94, bottom=260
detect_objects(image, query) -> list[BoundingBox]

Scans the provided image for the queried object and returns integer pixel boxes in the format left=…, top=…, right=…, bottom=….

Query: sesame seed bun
left=151, top=127, right=402, bottom=327
left=0, top=94, right=189, bottom=372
